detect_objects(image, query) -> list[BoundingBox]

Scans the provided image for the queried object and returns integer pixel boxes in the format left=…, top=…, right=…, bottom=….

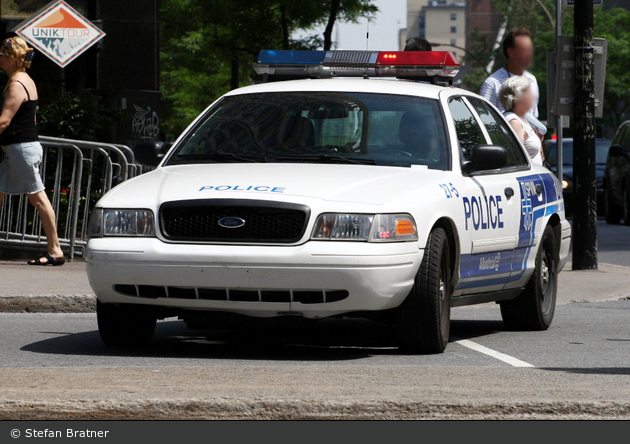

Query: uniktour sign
left=14, top=1, right=106, bottom=68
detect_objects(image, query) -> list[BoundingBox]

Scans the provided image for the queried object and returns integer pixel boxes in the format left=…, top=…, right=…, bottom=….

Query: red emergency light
left=255, top=50, right=461, bottom=85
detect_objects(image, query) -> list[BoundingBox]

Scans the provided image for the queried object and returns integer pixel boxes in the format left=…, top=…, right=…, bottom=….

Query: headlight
left=312, top=214, right=374, bottom=241
left=370, top=214, right=418, bottom=242
left=86, top=208, right=103, bottom=238
left=562, top=180, right=570, bottom=190
left=87, top=208, right=155, bottom=238
left=311, top=213, right=418, bottom=242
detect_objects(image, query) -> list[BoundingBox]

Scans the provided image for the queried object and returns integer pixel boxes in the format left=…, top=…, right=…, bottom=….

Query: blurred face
left=514, top=87, right=534, bottom=115
left=0, top=46, right=15, bottom=72
left=507, top=35, right=534, bottom=71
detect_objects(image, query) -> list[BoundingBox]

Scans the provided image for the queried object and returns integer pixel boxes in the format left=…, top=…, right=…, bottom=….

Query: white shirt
left=480, top=68, right=539, bottom=118
left=504, top=112, right=543, bottom=165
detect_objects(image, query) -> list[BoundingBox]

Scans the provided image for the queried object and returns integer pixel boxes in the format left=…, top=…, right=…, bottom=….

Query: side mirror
left=134, top=141, right=167, bottom=166
left=608, top=144, right=624, bottom=158
left=462, top=144, right=509, bottom=174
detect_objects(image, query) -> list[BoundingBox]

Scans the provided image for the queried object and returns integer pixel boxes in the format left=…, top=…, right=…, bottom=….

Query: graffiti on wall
left=132, top=104, right=160, bottom=141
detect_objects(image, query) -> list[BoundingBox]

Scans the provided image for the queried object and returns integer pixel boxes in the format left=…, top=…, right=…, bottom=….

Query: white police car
left=86, top=50, right=571, bottom=353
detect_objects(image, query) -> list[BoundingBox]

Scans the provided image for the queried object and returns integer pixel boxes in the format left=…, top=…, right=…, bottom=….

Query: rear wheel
left=500, top=225, right=557, bottom=331
left=397, top=227, right=451, bottom=354
left=605, top=186, right=622, bottom=224
left=97, top=300, right=157, bottom=347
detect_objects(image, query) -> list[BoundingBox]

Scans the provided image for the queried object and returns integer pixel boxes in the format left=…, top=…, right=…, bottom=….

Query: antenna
left=366, top=19, right=370, bottom=50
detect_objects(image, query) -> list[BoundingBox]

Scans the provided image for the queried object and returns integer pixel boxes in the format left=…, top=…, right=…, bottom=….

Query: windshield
left=165, top=92, right=449, bottom=169
left=547, top=140, right=611, bottom=166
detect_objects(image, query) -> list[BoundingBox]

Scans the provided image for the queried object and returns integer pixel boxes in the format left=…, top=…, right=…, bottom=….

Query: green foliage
left=159, top=0, right=377, bottom=140
left=594, top=7, right=630, bottom=129
left=37, top=91, right=127, bottom=141
left=462, top=1, right=630, bottom=130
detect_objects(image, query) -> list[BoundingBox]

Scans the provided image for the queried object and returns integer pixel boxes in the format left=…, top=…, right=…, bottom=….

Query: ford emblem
left=218, top=217, right=246, bottom=229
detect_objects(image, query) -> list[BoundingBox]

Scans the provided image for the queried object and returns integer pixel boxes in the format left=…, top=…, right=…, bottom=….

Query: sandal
left=28, top=252, right=66, bottom=267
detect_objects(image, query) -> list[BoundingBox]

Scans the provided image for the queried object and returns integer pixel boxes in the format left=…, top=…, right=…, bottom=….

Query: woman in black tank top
left=0, top=36, right=65, bottom=266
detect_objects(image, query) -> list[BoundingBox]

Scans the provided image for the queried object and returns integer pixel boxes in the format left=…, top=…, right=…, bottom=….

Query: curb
left=0, top=295, right=95, bottom=313
left=1, top=399, right=629, bottom=420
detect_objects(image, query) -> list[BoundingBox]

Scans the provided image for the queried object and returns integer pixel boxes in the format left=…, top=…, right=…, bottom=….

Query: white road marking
left=455, top=339, right=535, bottom=368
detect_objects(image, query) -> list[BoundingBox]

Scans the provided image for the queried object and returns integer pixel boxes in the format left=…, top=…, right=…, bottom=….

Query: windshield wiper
left=275, top=155, right=376, bottom=165
left=175, top=153, right=267, bottom=163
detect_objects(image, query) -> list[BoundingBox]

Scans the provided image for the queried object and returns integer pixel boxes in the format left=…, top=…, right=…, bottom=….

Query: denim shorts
left=0, top=141, right=46, bottom=195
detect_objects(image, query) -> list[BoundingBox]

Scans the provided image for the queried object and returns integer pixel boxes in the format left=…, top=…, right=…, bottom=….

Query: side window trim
left=446, top=95, right=490, bottom=167
left=461, top=96, right=492, bottom=144
left=454, top=95, right=531, bottom=175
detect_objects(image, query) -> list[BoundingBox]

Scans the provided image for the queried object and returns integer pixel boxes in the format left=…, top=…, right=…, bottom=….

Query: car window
left=547, top=140, right=611, bottom=166
left=613, top=124, right=629, bottom=149
left=621, top=125, right=630, bottom=150
left=167, top=92, right=449, bottom=170
left=448, top=97, right=487, bottom=162
left=467, top=98, right=529, bottom=168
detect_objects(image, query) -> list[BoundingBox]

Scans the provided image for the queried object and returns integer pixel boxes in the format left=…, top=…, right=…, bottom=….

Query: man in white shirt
left=480, top=28, right=540, bottom=118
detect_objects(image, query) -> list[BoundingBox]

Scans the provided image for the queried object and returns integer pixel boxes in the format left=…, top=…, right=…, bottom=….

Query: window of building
left=451, top=13, right=457, bottom=20
left=451, top=38, right=457, bottom=46
left=450, top=26, right=457, bottom=33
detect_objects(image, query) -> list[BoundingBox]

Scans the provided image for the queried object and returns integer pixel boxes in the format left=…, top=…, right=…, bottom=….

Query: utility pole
left=572, top=0, right=597, bottom=270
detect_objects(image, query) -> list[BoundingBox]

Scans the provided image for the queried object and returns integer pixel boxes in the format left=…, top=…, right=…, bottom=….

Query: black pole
left=572, top=0, right=597, bottom=270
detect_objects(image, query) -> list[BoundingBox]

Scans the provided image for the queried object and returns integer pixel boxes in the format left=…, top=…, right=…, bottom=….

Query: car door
left=465, top=97, right=555, bottom=290
left=447, top=96, right=527, bottom=296
left=608, top=123, right=630, bottom=207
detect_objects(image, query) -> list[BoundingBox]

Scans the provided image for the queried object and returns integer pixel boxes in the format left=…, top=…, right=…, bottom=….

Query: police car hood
left=105, top=163, right=447, bottom=207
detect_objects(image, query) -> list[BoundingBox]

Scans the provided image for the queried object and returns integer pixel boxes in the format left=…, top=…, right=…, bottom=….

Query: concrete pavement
left=0, top=260, right=94, bottom=313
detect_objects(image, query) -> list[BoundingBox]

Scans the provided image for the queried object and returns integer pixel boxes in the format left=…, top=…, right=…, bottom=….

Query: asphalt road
left=1, top=300, right=629, bottom=369
left=592, top=218, right=630, bottom=267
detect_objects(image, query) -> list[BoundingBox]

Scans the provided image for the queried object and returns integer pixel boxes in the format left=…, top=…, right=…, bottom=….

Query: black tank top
left=0, top=80, right=39, bottom=146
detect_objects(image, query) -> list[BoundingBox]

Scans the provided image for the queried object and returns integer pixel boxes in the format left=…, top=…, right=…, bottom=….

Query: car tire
left=500, top=225, right=558, bottom=331
left=97, top=300, right=157, bottom=347
left=605, top=186, right=622, bottom=225
left=397, top=227, right=451, bottom=354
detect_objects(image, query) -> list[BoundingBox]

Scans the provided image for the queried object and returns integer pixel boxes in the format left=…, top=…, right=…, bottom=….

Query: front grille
left=114, top=285, right=349, bottom=304
left=160, top=199, right=310, bottom=243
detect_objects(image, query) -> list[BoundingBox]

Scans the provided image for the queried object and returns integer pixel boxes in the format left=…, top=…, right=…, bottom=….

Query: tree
left=593, top=7, right=630, bottom=129
left=160, top=0, right=377, bottom=140
left=462, top=1, right=630, bottom=131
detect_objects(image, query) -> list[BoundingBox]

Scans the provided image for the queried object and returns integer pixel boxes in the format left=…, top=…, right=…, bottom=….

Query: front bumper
left=86, top=238, right=422, bottom=319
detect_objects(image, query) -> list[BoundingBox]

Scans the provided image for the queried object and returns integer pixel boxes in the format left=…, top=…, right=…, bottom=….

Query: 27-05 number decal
left=439, top=183, right=460, bottom=199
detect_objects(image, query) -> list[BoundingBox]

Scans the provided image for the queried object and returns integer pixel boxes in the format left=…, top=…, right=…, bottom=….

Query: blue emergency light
left=254, top=50, right=461, bottom=84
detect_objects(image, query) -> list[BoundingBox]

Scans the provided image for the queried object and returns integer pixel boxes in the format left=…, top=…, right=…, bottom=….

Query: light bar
left=255, top=50, right=460, bottom=83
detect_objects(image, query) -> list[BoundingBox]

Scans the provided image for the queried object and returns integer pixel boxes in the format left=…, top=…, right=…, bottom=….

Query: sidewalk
left=0, top=260, right=629, bottom=312
left=0, top=260, right=94, bottom=313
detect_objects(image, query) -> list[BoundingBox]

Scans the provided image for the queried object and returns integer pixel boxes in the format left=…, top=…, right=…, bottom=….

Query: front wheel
left=397, top=227, right=451, bottom=354
left=97, top=300, right=157, bottom=347
left=500, top=225, right=558, bottom=330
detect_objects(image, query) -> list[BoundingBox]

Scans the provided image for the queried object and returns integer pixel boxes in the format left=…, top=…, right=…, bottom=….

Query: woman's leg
left=27, top=190, right=64, bottom=261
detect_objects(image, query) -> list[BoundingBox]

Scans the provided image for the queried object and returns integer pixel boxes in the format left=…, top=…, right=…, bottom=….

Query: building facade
left=403, top=1, right=467, bottom=61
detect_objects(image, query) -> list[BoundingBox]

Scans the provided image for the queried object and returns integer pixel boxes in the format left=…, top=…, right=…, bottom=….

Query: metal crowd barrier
left=0, top=136, right=144, bottom=260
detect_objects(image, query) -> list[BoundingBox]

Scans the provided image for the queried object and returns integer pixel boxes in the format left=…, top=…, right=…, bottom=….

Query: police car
left=86, top=50, right=571, bottom=353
